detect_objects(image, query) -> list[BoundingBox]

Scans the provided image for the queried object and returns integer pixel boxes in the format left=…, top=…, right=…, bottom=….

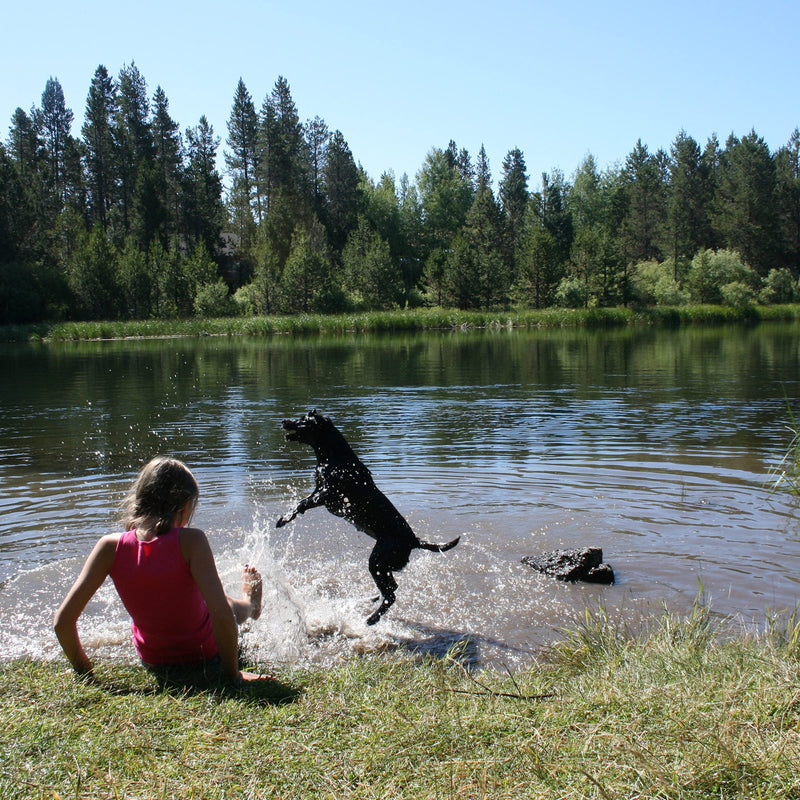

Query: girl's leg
left=228, top=564, right=262, bottom=623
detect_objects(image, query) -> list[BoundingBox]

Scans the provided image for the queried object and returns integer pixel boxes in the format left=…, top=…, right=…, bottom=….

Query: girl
left=54, top=456, right=267, bottom=684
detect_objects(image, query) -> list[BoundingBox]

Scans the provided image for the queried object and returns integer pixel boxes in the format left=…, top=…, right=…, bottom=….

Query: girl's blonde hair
left=121, top=457, right=199, bottom=536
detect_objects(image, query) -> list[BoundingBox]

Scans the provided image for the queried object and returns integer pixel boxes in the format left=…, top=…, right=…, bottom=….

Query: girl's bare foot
left=242, top=564, right=262, bottom=620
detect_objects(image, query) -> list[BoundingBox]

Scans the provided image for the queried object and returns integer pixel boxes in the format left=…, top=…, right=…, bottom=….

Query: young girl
left=54, top=456, right=267, bottom=684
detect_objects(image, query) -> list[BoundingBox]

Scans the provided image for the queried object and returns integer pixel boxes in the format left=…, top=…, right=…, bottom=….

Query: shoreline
left=2, top=303, right=800, bottom=344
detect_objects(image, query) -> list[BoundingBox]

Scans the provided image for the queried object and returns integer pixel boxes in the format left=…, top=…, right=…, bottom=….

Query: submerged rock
left=521, top=547, right=615, bottom=584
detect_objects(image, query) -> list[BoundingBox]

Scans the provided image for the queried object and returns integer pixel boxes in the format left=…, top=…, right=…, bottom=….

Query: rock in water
left=521, top=547, right=614, bottom=584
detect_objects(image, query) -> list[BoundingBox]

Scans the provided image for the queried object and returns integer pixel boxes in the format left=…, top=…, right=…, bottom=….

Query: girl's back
left=110, top=527, right=217, bottom=665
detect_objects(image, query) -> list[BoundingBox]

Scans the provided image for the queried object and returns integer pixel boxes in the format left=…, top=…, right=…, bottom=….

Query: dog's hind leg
left=366, top=545, right=398, bottom=625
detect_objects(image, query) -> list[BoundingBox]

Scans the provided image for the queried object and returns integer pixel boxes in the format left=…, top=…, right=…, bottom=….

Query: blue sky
left=3, top=0, right=799, bottom=189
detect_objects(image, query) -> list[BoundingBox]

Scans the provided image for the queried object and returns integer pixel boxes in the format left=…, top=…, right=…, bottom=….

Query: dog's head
left=281, top=409, right=332, bottom=444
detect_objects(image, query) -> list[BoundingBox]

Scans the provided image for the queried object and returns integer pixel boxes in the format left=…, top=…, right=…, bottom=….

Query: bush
left=630, top=259, right=689, bottom=306
left=194, top=280, right=235, bottom=317
left=759, top=267, right=798, bottom=304
left=653, top=274, right=689, bottom=306
left=232, top=282, right=260, bottom=316
left=687, top=249, right=758, bottom=304
left=555, top=277, right=590, bottom=308
left=629, top=260, right=664, bottom=304
left=720, top=280, right=757, bottom=307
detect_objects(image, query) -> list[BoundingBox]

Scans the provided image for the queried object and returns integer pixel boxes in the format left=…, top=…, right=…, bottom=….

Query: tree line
left=2, top=64, right=800, bottom=325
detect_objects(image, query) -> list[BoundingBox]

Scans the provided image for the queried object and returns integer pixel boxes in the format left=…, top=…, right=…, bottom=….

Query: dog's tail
left=417, top=536, right=460, bottom=553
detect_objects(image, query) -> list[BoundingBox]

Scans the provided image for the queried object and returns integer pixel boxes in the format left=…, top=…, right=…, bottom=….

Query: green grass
left=771, top=403, right=800, bottom=496
left=4, top=304, right=800, bottom=343
left=3, top=605, right=799, bottom=799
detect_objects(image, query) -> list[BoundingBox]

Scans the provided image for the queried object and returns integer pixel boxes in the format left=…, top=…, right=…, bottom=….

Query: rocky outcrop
left=521, top=547, right=614, bottom=584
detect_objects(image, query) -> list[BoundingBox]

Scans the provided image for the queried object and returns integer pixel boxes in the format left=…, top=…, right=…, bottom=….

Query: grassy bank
left=3, top=606, right=799, bottom=799
left=3, top=304, right=800, bottom=343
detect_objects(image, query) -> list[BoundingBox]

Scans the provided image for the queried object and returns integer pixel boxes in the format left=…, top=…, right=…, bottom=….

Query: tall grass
left=771, top=403, right=800, bottom=495
left=2, top=604, right=799, bottom=799
left=4, top=304, right=800, bottom=343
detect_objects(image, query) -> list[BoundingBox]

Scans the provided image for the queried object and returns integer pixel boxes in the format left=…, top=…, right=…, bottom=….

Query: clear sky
left=3, top=0, right=799, bottom=189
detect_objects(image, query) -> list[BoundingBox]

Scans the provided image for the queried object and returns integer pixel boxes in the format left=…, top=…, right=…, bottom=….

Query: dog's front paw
left=276, top=515, right=289, bottom=528
left=365, top=611, right=381, bottom=626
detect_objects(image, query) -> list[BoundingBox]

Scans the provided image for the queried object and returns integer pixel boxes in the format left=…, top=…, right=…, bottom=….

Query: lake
left=1, top=323, right=799, bottom=670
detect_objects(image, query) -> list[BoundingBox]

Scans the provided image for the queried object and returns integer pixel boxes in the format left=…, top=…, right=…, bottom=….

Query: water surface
left=1, top=324, right=799, bottom=669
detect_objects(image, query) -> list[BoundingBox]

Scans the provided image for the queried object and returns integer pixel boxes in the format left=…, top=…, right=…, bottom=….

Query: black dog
left=276, top=410, right=460, bottom=625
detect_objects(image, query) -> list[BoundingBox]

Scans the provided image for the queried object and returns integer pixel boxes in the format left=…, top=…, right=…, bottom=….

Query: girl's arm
left=54, top=535, right=117, bottom=677
left=180, top=528, right=244, bottom=682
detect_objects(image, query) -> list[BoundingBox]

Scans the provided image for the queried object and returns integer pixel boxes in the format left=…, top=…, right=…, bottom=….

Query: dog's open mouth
left=282, top=419, right=303, bottom=441
left=282, top=411, right=321, bottom=441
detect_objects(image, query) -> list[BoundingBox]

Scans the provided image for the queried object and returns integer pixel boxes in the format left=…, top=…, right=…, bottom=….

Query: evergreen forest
left=2, top=64, right=800, bottom=325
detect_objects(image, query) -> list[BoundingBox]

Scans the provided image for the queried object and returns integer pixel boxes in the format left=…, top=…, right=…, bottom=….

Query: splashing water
left=0, top=484, right=481, bottom=672
left=227, top=497, right=445, bottom=667
left=3, top=452, right=800, bottom=675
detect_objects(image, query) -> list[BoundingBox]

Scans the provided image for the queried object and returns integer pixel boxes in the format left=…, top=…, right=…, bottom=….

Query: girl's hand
left=237, top=670, right=274, bottom=683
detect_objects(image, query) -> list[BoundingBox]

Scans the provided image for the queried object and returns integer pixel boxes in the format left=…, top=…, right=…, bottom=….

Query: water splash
left=228, top=500, right=418, bottom=666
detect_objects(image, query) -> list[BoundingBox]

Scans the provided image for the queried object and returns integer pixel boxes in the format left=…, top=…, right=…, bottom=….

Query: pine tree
left=305, top=115, right=329, bottom=212
left=567, top=156, right=628, bottom=305
left=148, top=238, right=184, bottom=317
left=539, top=171, right=573, bottom=275
left=82, top=66, right=117, bottom=230
left=35, top=77, right=74, bottom=216
left=596, top=166, right=629, bottom=305
left=323, top=130, right=361, bottom=253
left=226, top=174, right=258, bottom=272
left=499, top=147, right=529, bottom=279
left=117, top=235, right=150, bottom=317
left=68, top=224, right=118, bottom=319
left=622, top=139, right=667, bottom=263
left=115, top=62, right=153, bottom=239
left=362, top=171, right=402, bottom=262
left=417, top=145, right=473, bottom=257
left=182, top=240, right=221, bottom=308
left=773, top=128, right=800, bottom=272
left=6, top=108, right=45, bottom=256
left=667, top=130, right=713, bottom=272
left=515, top=212, right=559, bottom=308
left=280, top=225, right=332, bottom=312
left=249, top=227, right=282, bottom=314
left=7, top=107, right=41, bottom=182
left=442, top=146, right=506, bottom=308
left=257, top=77, right=310, bottom=217
left=342, top=217, right=401, bottom=309
left=132, top=158, right=168, bottom=251
left=713, top=131, right=778, bottom=275
left=150, top=86, right=182, bottom=244
left=182, top=116, right=224, bottom=255
left=226, top=78, right=261, bottom=224
left=570, top=154, right=604, bottom=230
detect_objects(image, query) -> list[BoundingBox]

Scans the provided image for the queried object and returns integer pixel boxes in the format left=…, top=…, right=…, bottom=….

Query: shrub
left=232, top=282, right=261, bottom=316
left=720, top=280, right=757, bottom=307
left=687, top=249, right=758, bottom=304
left=630, top=259, right=690, bottom=306
left=629, top=260, right=665, bottom=304
left=555, top=277, right=590, bottom=308
left=194, top=280, right=235, bottom=317
left=653, top=274, right=689, bottom=306
left=759, top=267, right=797, bottom=304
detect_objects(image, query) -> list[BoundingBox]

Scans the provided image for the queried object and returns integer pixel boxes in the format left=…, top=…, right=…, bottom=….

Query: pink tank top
left=109, top=527, right=218, bottom=665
